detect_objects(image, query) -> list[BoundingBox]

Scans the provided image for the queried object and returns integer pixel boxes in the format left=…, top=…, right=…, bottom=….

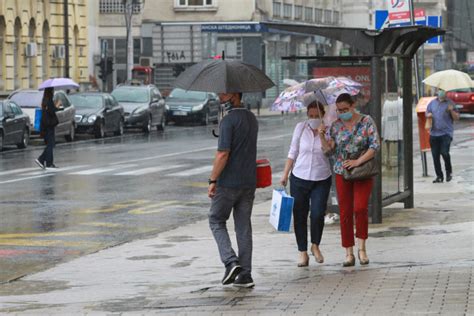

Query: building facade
left=0, top=0, right=89, bottom=94
left=97, top=0, right=344, bottom=101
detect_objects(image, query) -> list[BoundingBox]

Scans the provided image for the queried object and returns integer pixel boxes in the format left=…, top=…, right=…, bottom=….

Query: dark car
left=69, top=93, right=124, bottom=138
left=8, top=89, right=76, bottom=141
left=0, top=100, right=31, bottom=151
left=166, top=88, right=219, bottom=125
left=446, top=88, right=474, bottom=114
left=111, top=84, right=166, bottom=133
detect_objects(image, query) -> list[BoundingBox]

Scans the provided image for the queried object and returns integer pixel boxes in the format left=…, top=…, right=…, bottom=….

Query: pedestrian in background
left=280, top=101, right=332, bottom=267
left=425, top=89, right=459, bottom=183
left=208, top=92, right=258, bottom=288
left=319, top=93, right=380, bottom=267
left=35, top=87, right=60, bottom=169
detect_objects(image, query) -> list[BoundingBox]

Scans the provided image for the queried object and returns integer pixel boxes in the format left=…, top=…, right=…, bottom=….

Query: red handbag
left=256, top=159, right=272, bottom=188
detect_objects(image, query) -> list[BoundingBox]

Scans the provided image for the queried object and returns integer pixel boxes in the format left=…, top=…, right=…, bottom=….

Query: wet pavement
left=0, top=114, right=301, bottom=284
left=0, top=112, right=472, bottom=314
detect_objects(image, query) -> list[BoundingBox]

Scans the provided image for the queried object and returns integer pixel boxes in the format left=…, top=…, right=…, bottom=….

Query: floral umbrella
left=270, top=76, right=362, bottom=113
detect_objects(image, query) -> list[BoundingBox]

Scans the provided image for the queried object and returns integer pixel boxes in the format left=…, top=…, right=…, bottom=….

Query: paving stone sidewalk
left=0, top=140, right=473, bottom=315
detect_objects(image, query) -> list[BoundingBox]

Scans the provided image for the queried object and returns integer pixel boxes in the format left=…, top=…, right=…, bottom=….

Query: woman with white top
left=280, top=101, right=332, bottom=267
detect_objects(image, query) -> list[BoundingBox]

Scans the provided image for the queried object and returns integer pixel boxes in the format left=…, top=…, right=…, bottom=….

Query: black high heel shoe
left=342, top=254, right=355, bottom=267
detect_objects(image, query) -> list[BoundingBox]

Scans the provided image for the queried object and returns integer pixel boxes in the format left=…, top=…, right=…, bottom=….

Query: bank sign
left=201, top=23, right=267, bottom=33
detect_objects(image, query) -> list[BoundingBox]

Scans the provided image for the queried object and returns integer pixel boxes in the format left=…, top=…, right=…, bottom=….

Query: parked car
left=8, top=89, right=76, bottom=141
left=166, top=88, right=220, bottom=125
left=0, top=100, right=31, bottom=151
left=447, top=88, right=474, bottom=114
left=111, top=84, right=166, bottom=133
left=69, top=92, right=124, bottom=138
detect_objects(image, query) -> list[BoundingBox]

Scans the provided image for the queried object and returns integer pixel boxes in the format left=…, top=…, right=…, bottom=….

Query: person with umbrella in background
left=35, top=87, right=61, bottom=169
left=422, top=70, right=469, bottom=183
left=425, top=89, right=459, bottom=183
left=34, top=78, right=79, bottom=169
left=174, top=58, right=274, bottom=288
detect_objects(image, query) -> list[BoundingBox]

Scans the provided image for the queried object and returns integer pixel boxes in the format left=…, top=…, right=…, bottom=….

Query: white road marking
left=0, top=173, right=55, bottom=185
left=21, top=165, right=91, bottom=176
left=70, top=164, right=137, bottom=175
left=168, top=165, right=213, bottom=177
left=0, top=167, right=39, bottom=176
left=114, top=164, right=185, bottom=176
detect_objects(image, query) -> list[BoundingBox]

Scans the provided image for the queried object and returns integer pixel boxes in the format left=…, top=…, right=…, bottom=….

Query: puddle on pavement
left=170, top=257, right=198, bottom=268
left=0, top=280, right=69, bottom=296
left=369, top=226, right=450, bottom=238
left=149, top=244, right=174, bottom=249
left=165, top=235, right=196, bottom=243
left=127, top=255, right=172, bottom=261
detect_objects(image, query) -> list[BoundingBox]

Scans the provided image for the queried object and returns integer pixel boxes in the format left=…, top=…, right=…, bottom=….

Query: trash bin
left=415, top=97, right=436, bottom=152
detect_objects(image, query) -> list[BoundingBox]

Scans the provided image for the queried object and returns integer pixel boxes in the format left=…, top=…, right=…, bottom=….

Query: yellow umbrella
left=423, top=69, right=473, bottom=91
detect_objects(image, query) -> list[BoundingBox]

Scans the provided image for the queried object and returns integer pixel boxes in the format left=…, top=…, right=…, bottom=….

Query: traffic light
left=106, top=58, right=113, bottom=76
left=96, top=59, right=106, bottom=80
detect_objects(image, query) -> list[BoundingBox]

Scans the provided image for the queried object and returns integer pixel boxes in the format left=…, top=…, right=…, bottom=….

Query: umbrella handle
left=212, top=129, right=219, bottom=137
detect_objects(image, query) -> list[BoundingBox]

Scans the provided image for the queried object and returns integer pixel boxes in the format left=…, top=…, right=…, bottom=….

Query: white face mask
left=307, top=118, right=321, bottom=130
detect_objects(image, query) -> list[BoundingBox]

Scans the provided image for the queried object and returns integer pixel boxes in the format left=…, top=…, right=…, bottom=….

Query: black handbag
left=342, top=116, right=379, bottom=181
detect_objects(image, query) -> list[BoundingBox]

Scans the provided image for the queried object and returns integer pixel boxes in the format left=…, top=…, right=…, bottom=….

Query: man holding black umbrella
left=207, top=92, right=258, bottom=288
left=173, top=58, right=274, bottom=288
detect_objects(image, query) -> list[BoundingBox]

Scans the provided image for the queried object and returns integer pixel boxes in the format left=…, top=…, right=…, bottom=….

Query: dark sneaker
left=432, top=177, right=443, bottom=183
left=446, top=174, right=452, bottom=182
left=222, top=262, right=241, bottom=285
left=233, top=274, right=255, bottom=288
left=34, top=159, right=45, bottom=169
left=46, top=164, right=58, bottom=169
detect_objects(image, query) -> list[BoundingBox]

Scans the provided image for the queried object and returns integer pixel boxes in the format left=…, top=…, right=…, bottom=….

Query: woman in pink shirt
left=280, top=101, right=332, bottom=267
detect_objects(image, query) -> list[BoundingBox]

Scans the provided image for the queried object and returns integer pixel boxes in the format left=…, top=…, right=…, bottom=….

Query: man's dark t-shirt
left=217, top=108, right=258, bottom=189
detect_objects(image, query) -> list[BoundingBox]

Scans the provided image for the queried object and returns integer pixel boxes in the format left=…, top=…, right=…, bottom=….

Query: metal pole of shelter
left=403, top=57, right=415, bottom=208
left=409, top=0, right=429, bottom=177
left=371, top=56, right=383, bottom=224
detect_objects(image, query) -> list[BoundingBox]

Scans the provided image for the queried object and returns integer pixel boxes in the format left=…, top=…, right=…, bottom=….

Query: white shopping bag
left=269, top=189, right=294, bottom=232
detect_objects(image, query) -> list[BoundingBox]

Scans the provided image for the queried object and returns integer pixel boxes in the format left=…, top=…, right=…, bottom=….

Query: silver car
left=8, top=89, right=77, bottom=142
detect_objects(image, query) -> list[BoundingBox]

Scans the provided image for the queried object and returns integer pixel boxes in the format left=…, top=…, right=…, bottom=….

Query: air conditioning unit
left=25, top=43, right=37, bottom=57
left=139, top=57, right=153, bottom=67
left=53, top=45, right=66, bottom=59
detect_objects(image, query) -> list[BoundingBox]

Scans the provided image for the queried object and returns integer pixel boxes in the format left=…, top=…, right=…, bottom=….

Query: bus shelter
left=262, top=22, right=445, bottom=223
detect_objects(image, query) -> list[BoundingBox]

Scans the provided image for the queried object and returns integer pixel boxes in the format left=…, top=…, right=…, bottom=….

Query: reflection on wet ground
left=369, top=226, right=451, bottom=238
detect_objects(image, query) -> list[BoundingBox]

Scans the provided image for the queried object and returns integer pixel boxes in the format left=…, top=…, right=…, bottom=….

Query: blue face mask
left=338, top=112, right=353, bottom=121
left=438, top=90, right=446, bottom=98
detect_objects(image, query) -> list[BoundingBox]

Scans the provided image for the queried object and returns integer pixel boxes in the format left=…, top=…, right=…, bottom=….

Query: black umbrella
left=173, top=59, right=275, bottom=93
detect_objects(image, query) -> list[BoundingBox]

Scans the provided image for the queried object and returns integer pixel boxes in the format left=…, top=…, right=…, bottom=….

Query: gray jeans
left=209, top=186, right=256, bottom=276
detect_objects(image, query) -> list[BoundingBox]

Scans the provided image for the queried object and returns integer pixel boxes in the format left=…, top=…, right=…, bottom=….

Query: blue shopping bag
left=34, top=108, right=42, bottom=132
left=269, top=189, right=294, bottom=232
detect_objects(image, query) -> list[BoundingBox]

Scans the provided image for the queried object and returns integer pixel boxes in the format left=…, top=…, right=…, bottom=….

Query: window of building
left=273, top=2, right=281, bottom=17
left=176, top=0, right=213, bottom=6
left=324, top=10, right=332, bottom=24
left=333, top=11, right=340, bottom=25
left=99, top=0, right=142, bottom=14
left=315, top=8, right=323, bottom=23
left=294, top=5, right=303, bottom=20
left=304, top=7, right=313, bottom=22
left=283, top=4, right=292, bottom=18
